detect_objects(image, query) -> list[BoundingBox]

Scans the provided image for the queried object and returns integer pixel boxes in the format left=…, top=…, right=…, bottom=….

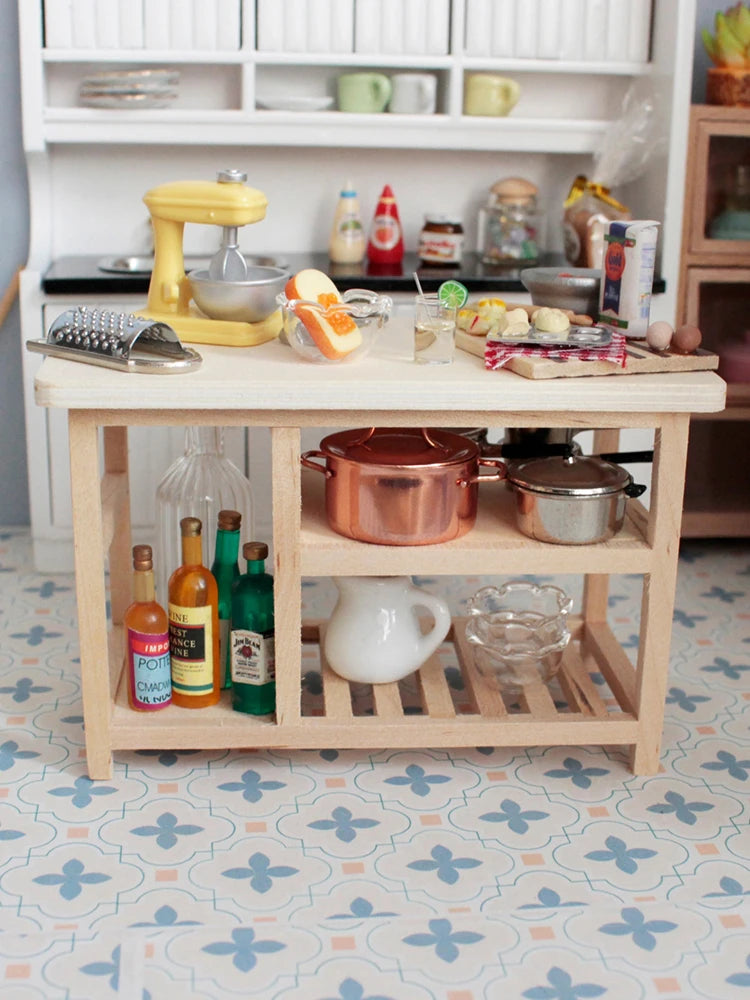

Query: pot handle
left=625, top=482, right=647, bottom=498
left=300, top=450, right=333, bottom=478
left=457, top=458, right=508, bottom=488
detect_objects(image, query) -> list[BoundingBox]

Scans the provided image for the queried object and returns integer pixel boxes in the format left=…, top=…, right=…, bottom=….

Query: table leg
left=103, top=427, right=131, bottom=627
left=630, top=414, right=690, bottom=774
left=271, top=426, right=302, bottom=726
left=69, top=411, right=113, bottom=779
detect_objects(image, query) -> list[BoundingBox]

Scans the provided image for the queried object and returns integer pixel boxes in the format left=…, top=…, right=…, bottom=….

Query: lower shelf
left=109, top=618, right=639, bottom=751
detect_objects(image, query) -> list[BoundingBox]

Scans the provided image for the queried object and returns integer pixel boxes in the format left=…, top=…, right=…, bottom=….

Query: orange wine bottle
left=124, top=544, right=172, bottom=711
left=167, top=516, right=220, bottom=708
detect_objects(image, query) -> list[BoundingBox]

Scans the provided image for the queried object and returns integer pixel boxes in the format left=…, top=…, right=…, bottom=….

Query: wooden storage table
left=33, top=317, right=726, bottom=779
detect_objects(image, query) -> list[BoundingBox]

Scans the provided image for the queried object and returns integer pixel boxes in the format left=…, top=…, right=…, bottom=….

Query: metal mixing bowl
left=520, top=266, right=601, bottom=317
left=188, top=266, right=289, bottom=323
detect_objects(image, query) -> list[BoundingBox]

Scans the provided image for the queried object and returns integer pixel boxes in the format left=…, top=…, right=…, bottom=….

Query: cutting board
left=456, top=331, right=720, bottom=380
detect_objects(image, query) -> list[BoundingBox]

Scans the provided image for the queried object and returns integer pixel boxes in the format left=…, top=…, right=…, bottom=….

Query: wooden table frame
left=67, top=404, right=690, bottom=780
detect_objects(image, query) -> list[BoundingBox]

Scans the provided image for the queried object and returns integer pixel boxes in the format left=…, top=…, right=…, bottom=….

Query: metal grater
left=26, top=306, right=202, bottom=373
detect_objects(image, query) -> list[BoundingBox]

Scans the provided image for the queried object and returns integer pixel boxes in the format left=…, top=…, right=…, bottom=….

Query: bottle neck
left=184, top=426, right=224, bottom=456
left=133, top=569, right=156, bottom=603
left=181, top=533, right=203, bottom=567
left=214, top=527, right=240, bottom=564
left=245, top=558, right=265, bottom=575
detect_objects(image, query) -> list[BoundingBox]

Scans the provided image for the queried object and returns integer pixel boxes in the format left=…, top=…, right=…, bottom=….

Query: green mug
left=464, top=74, right=521, bottom=116
left=338, top=73, right=392, bottom=113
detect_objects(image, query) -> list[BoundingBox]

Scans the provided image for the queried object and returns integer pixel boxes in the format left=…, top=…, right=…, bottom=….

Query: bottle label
left=168, top=604, right=215, bottom=696
left=230, top=629, right=276, bottom=686
left=369, top=214, right=401, bottom=251
left=418, top=231, right=465, bottom=264
left=336, top=212, right=364, bottom=239
left=128, top=629, right=172, bottom=709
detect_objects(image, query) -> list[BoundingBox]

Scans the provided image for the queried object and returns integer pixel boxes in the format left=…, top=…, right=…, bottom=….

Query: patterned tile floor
left=1, top=526, right=750, bottom=999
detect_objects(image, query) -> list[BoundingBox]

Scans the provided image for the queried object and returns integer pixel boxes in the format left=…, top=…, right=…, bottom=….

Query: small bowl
left=465, top=582, right=573, bottom=693
left=520, top=266, right=601, bottom=317
left=277, top=288, right=392, bottom=364
left=189, top=266, right=289, bottom=323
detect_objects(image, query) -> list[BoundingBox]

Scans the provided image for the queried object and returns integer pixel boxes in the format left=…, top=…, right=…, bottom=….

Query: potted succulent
left=703, top=3, right=750, bottom=105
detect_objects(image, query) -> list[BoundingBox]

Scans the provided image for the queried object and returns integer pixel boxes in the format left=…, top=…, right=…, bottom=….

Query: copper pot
left=301, top=427, right=506, bottom=545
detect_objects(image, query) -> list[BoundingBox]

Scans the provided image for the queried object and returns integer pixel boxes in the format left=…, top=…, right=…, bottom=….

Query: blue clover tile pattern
left=1, top=526, right=750, bottom=996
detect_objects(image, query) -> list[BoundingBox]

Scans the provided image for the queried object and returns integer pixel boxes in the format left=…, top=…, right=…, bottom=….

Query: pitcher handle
left=409, top=590, right=452, bottom=665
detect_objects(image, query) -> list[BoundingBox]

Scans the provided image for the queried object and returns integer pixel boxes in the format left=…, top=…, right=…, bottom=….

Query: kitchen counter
left=42, top=252, right=667, bottom=297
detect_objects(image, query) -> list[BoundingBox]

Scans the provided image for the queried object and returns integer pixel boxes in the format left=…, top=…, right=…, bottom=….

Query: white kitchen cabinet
left=25, top=0, right=687, bottom=154
left=17, top=0, right=697, bottom=571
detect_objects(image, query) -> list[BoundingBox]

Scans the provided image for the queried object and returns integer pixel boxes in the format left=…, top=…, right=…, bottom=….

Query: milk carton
left=598, top=220, right=660, bottom=339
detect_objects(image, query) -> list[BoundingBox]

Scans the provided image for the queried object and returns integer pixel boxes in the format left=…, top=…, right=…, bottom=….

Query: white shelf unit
left=22, top=0, right=689, bottom=154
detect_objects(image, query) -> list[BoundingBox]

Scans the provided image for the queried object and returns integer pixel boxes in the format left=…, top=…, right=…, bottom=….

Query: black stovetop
left=42, top=252, right=667, bottom=297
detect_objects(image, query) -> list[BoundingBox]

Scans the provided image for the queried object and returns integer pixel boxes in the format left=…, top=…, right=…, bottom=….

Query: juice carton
left=598, top=220, right=660, bottom=339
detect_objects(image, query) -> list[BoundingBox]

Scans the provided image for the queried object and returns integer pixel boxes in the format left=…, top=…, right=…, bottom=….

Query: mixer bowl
left=188, top=266, right=289, bottom=323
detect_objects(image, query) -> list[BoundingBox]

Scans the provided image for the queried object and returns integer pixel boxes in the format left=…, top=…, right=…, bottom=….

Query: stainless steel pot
left=507, top=453, right=646, bottom=545
left=301, top=427, right=506, bottom=545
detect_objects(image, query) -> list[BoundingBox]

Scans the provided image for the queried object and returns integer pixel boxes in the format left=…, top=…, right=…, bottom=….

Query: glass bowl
left=277, top=288, right=392, bottom=364
left=465, top=582, right=573, bottom=693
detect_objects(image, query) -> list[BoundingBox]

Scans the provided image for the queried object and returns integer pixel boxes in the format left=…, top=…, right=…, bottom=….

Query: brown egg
left=646, top=321, right=673, bottom=351
left=672, top=324, right=702, bottom=355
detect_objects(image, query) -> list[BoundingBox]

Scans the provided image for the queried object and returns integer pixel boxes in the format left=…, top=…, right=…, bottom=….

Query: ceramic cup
left=337, top=72, right=392, bottom=113
left=389, top=72, right=438, bottom=114
left=464, top=74, right=521, bottom=116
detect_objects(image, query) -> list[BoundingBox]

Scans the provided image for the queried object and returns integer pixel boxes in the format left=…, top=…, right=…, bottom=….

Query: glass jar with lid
left=417, top=214, right=465, bottom=266
left=478, top=177, right=542, bottom=266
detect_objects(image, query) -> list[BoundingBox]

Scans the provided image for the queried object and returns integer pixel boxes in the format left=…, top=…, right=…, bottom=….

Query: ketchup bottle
left=366, top=184, right=404, bottom=265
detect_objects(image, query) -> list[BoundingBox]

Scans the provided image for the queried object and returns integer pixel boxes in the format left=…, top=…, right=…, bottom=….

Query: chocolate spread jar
left=417, top=215, right=464, bottom=266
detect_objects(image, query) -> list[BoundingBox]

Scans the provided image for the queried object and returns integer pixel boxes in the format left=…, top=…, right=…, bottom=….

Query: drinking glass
left=413, top=294, right=456, bottom=365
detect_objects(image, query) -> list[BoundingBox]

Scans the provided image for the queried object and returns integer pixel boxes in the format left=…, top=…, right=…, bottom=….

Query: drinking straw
left=413, top=272, right=427, bottom=302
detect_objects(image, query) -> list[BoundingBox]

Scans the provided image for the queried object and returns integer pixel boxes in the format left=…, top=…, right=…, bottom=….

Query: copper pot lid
left=508, top=454, right=631, bottom=497
left=319, top=427, right=478, bottom=467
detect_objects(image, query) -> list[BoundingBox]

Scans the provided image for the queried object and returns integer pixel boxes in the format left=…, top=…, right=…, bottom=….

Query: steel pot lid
left=508, top=454, right=631, bottom=497
left=319, top=427, right=478, bottom=467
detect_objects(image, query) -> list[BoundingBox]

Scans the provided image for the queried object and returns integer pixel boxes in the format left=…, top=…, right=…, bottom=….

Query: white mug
left=389, top=73, right=438, bottom=115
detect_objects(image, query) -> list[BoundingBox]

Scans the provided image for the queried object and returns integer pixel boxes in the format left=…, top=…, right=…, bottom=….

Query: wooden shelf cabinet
left=32, top=327, right=725, bottom=782
left=677, top=105, right=750, bottom=536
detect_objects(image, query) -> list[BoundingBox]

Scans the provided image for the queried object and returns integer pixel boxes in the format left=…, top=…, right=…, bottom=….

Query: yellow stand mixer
left=139, top=172, right=284, bottom=347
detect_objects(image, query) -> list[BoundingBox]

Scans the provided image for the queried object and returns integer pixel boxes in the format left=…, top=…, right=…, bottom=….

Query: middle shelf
left=299, top=466, right=653, bottom=577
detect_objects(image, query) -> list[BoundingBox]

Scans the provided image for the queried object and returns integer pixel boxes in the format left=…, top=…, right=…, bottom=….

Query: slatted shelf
left=108, top=617, right=638, bottom=751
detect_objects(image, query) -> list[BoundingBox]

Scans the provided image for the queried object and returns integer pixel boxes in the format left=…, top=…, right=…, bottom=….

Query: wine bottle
left=211, top=509, right=242, bottom=689
left=124, top=544, right=172, bottom=711
left=230, top=541, right=276, bottom=715
left=168, top=517, right=220, bottom=708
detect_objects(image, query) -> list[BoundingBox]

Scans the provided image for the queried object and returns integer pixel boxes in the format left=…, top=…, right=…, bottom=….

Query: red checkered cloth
left=484, top=331, right=628, bottom=370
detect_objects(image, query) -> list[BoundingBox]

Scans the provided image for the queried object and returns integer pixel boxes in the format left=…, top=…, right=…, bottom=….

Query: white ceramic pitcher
left=324, top=576, right=452, bottom=684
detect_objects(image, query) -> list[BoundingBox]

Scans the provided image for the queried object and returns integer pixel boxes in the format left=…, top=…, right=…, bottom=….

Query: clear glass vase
left=154, top=427, right=255, bottom=606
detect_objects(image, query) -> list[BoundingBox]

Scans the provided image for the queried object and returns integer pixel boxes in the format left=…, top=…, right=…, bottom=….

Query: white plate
left=82, top=68, right=181, bottom=88
left=256, top=96, right=334, bottom=112
left=79, top=92, right=178, bottom=109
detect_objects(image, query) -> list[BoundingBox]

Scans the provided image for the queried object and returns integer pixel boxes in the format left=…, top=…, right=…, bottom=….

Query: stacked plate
left=79, top=68, right=180, bottom=109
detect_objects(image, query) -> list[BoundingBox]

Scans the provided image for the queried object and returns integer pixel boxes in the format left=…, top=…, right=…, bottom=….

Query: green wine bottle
left=211, top=509, right=242, bottom=689
left=230, top=541, right=275, bottom=715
